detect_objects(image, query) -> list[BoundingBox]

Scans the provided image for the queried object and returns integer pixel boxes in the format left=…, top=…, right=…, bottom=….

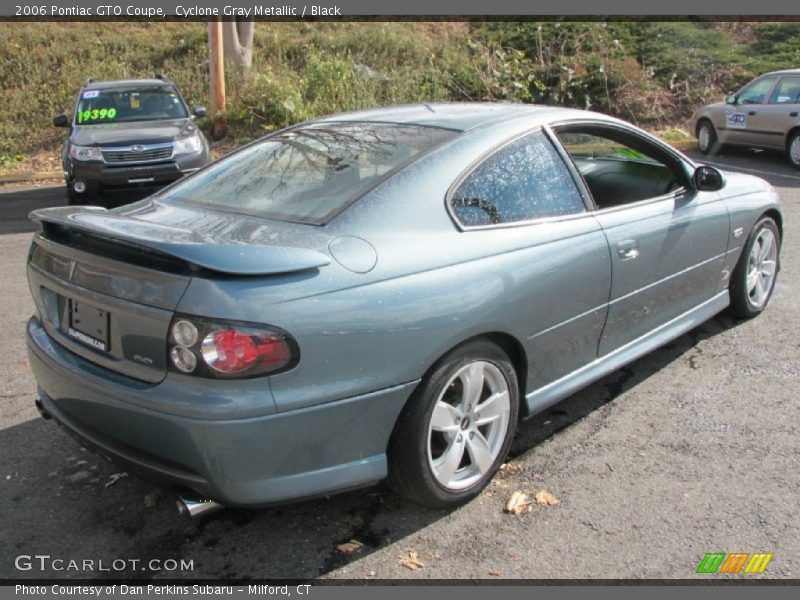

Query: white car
left=693, top=68, right=800, bottom=168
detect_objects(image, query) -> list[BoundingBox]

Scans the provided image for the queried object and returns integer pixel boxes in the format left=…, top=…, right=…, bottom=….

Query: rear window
left=76, top=86, right=188, bottom=124
left=160, top=122, right=456, bottom=225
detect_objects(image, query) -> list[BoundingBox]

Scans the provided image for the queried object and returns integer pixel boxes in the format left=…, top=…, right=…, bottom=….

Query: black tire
left=387, top=340, right=520, bottom=508
left=697, top=120, right=718, bottom=155
left=787, top=130, right=800, bottom=170
left=729, top=216, right=781, bottom=319
left=66, top=186, right=82, bottom=205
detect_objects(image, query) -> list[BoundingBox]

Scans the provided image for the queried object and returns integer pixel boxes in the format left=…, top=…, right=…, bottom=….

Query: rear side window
left=450, top=129, right=585, bottom=227
left=160, top=122, right=456, bottom=225
left=769, top=76, right=800, bottom=104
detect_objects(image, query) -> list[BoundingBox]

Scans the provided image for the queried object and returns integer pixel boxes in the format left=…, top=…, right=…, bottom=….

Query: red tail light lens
left=202, top=329, right=290, bottom=374
left=167, top=315, right=297, bottom=379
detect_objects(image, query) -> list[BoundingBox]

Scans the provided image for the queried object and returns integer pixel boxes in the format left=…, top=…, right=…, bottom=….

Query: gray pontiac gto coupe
left=27, top=103, right=783, bottom=514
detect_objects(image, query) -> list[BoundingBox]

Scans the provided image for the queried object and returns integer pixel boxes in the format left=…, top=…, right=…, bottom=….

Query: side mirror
left=726, top=94, right=737, bottom=105
left=192, top=106, right=207, bottom=118
left=53, top=113, right=69, bottom=127
left=694, top=165, right=724, bottom=192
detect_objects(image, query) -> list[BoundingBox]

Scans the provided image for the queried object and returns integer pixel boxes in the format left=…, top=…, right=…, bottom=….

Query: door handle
left=791, top=112, right=798, bottom=117
left=748, top=111, right=757, bottom=116
left=617, top=239, right=640, bottom=261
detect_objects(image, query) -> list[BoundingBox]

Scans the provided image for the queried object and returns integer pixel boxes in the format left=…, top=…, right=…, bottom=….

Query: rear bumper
left=27, top=316, right=414, bottom=507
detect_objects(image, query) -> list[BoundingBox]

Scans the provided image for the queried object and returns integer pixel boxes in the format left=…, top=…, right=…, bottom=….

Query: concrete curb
left=666, top=139, right=698, bottom=152
left=0, top=171, right=61, bottom=184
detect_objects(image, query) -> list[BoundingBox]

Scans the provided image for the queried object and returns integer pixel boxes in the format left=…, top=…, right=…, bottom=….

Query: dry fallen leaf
left=535, top=490, right=560, bottom=506
left=400, top=551, right=425, bottom=570
left=497, top=463, right=523, bottom=479
left=489, top=569, right=501, bottom=576
left=337, top=539, right=364, bottom=554
left=104, top=472, right=128, bottom=488
left=504, top=491, right=531, bottom=515
left=343, top=515, right=364, bottom=527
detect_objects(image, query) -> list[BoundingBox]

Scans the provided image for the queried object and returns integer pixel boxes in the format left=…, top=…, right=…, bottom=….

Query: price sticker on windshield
left=77, top=108, right=117, bottom=123
left=726, top=110, right=747, bottom=129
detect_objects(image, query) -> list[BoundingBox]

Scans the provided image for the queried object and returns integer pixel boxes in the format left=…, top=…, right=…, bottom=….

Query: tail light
left=167, top=315, right=298, bottom=379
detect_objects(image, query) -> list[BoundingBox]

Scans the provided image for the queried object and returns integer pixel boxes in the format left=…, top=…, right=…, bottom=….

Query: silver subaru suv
left=692, top=68, right=800, bottom=168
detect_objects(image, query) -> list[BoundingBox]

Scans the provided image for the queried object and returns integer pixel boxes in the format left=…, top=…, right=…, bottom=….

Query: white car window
left=769, top=76, right=800, bottom=105
left=737, top=76, right=778, bottom=105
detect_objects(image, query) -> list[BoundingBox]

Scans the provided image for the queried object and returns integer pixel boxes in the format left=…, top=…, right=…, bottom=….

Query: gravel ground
left=0, top=147, right=797, bottom=581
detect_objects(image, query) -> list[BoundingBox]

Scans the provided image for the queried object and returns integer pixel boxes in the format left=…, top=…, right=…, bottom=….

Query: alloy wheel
left=427, top=361, right=511, bottom=491
left=746, top=228, right=778, bottom=309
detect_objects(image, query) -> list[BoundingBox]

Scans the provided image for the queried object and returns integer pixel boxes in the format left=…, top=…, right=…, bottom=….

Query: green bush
left=2, top=20, right=799, bottom=159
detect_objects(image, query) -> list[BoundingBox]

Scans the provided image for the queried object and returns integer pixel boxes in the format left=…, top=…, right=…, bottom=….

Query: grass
left=1, top=20, right=798, bottom=174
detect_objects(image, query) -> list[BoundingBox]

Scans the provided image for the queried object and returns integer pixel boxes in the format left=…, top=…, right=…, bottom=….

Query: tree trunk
left=222, top=19, right=254, bottom=70
left=208, top=20, right=227, bottom=139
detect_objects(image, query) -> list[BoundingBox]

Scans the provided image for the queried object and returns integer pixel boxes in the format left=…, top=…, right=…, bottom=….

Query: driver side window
left=738, top=76, right=778, bottom=105
left=554, top=126, right=686, bottom=210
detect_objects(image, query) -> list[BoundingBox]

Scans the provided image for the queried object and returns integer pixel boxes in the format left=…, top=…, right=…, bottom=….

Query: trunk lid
left=28, top=201, right=331, bottom=383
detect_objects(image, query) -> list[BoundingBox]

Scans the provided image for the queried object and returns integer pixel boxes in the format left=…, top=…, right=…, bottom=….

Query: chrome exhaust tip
left=175, top=493, right=224, bottom=518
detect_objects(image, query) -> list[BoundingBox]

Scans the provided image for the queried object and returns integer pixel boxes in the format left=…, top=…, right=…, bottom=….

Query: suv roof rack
left=156, top=73, right=173, bottom=84
left=83, top=77, right=94, bottom=87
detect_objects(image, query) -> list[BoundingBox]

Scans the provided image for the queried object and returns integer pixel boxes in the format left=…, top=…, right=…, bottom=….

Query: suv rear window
left=159, top=122, right=456, bottom=225
left=76, top=86, right=188, bottom=124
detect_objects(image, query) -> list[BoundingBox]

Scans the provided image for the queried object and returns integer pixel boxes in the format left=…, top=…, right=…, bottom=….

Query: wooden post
left=208, top=19, right=227, bottom=139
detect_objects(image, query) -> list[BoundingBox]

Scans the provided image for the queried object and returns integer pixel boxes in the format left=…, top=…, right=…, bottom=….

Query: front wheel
left=66, top=183, right=99, bottom=206
left=387, top=340, right=519, bottom=508
left=729, top=216, right=780, bottom=318
left=697, top=120, right=718, bottom=155
left=787, top=131, right=800, bottom=169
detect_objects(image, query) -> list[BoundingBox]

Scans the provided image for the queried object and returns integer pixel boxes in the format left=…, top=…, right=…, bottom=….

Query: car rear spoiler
left=29, top=207, right=331, bottom=276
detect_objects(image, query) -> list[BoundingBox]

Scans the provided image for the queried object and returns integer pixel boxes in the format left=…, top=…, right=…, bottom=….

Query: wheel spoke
left=760, top=259, right=776, bottom=278
left=752, top=275, right=766, bottom=306
left=465, top=431, right=494, bottom=475
left=474, top=390, right=509, bottom=426
left=758, top=233, right=774, bottom=262
left=460, top=362, right=485, bottom=410
left=430, top=400, right=462, bottom=433
left=434, top=436, right=466, bottom=483
left=747, top=268, right=758, bottom=293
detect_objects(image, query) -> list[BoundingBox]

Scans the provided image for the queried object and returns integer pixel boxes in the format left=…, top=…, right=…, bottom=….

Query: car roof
left=83, top=79, right=174, bottom=90
left=760, top=68, right=800, bottom=77
left=313, top=102, right=590, bottom=132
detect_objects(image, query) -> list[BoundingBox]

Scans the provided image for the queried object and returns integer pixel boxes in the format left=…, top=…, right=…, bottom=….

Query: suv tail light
left=167, top=315, right=298, bottom=379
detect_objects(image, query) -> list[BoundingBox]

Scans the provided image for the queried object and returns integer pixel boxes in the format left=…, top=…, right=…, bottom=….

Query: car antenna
left=423, top=103, right=436, bottom=113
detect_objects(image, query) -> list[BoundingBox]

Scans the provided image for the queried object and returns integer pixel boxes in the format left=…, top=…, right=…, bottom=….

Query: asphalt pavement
left=0, top=145, right=797, bottom=580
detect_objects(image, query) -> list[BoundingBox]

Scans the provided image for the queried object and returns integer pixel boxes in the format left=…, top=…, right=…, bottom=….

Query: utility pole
left=208, top=19, right=227, bottom=139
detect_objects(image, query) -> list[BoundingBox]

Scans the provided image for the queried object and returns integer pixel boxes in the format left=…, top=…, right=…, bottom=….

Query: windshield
left=159, top=122, right=456, bottom=224
left=75, top=86, right=188, bottom=124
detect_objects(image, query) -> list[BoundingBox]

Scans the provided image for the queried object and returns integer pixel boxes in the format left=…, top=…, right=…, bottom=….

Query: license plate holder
left=67, top=299, right=109, bottom=352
